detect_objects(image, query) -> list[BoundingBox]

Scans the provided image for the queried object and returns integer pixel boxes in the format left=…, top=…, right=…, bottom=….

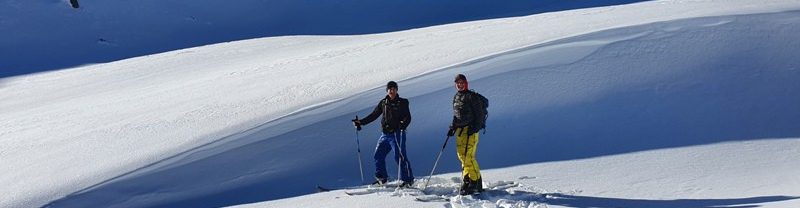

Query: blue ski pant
left=374, top=131, right=414, bottom=182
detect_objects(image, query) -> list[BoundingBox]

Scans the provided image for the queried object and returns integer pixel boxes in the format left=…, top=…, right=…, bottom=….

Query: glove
left=399, top=121, right=407, bottom=131
left=352, top=119, right=362, bottom=131
left=446, top=124, right=455, bottom=137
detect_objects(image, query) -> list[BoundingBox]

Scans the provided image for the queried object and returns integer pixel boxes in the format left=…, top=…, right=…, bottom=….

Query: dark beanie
left=454, top=74, right=467, bottom=82
left=386, top=81, right=398, bottom=90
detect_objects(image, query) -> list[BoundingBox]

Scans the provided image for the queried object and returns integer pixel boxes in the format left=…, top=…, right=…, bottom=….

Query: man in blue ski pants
left=353, top=81, right=414, bottom=188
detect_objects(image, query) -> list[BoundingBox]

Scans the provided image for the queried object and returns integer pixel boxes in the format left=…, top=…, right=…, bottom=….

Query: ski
left=344, top=183, right=421, bottom=196
left=344, top=186, right=397, bottom=195
left=316, top=184, right=367, bottom=192
left=317, top=182, right=394, bottom=193
left=345, top=189, right=381, bottom=196
left=415, top=195, right=448, bottom=202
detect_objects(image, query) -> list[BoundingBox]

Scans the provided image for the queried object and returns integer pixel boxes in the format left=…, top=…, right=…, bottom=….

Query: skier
left=69, top=0, right=80, bottom=8
left=352, top=81, right=415, bottom=188
left=448, top=74, right=485, bottom=195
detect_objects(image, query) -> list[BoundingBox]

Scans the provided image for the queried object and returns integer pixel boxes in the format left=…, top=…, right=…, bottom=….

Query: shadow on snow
left=541, top=194, right=800, bottom=208
left=44, top=11, right=800, bottom=208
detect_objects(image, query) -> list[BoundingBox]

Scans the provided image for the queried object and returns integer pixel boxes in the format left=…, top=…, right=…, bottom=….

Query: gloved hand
left=399, top=121, right=407, bottom=131
left=447, top=124, right=455, bottom=137
left=352, top=119, right=362, bottom=131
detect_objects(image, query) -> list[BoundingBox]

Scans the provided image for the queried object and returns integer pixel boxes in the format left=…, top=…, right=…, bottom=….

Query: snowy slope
left=253, top=139, right=800, bottom=208
left=0, top=0, right=646, bottom=77
left=2, top=0, right=800, bottom=208
left=244, top=6, right=800, bottom=208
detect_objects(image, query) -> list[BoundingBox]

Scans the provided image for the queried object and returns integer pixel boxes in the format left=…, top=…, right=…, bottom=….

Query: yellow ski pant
left=455, top=127, right=481, bottom=181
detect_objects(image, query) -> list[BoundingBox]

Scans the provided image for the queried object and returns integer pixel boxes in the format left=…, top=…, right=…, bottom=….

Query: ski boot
left=459, top=176, right=474, bottom=195
left=399, top=180, right=414, bottom=188
left=371, top=178, right=388, bottom=186
left=471, top=177, right=484, bottom=193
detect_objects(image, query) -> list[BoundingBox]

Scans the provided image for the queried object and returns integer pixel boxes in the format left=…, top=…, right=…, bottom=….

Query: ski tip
left=415, top=196, right=448, bottom=202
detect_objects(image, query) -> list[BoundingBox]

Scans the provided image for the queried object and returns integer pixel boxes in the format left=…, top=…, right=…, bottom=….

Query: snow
left=2, top=0, right=800, bottom=208
left=0, top=0, right=649, bottom=78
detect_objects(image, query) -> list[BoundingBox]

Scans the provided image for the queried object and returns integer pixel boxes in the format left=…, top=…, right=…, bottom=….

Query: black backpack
left=469, top=90, right=489, bottom=133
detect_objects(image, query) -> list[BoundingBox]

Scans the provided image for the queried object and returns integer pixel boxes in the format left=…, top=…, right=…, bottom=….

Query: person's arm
left=359, top=100, right=383, bottom=125
left=447, top=116, right=458, bottom=136
left=400, top=99, right=411, bottom=130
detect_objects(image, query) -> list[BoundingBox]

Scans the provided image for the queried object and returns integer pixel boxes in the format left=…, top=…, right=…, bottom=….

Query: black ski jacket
left=360, top=95, right=411, bottom=134
left=452, top=90, right=483, bottom=129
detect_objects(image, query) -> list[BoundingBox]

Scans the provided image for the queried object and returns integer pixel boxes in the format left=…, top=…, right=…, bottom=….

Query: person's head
left=386, top=81, right=398, bottom=99
left=454, top=74, right=468, bottom=92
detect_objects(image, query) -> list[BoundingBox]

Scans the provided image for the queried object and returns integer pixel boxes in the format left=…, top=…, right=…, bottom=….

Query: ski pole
left=393, top=130, right=407, bottom=184
left=352, top=116, right=365, bottom=184
left=422, top=129, right=458, bottom=190
left=400, top=130, right=412, bottom=179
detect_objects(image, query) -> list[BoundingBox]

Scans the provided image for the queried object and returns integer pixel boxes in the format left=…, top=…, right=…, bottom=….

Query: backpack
left=469, top=90, right=489, bottom=133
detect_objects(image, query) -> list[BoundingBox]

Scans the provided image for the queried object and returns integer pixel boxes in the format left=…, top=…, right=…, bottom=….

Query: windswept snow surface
left=246, top=7, right=800, bottom=208
left=0, top=0, right=648, bottom=77
left=2, top=0, right=800, bottom=208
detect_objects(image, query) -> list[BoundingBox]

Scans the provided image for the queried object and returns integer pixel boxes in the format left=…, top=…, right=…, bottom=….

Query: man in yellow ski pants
left=448, top=74, right=485, bottom=195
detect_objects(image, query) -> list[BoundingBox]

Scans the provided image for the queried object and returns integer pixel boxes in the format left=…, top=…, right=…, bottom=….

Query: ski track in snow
left=325, top=177, right=547, bottom=208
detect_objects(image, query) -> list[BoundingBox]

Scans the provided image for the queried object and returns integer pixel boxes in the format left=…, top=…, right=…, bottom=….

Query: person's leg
left=373, top=134, right=391, bottom=183
left=465, top=133, right=482, bottom=191
left=455, top=128, right=472, bottom=194
left=393, top=131, right=414, bottom=183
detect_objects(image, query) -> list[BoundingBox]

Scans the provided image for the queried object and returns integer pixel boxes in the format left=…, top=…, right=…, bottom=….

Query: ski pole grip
left=352, top=116, right=361, bottom=131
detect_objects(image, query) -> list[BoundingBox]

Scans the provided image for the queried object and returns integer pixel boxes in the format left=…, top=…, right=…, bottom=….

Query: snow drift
left=44, top=9, right=800, bottom=208
left=1, top=0, right=799, bottom=208
left=0, top=0, right=646, bottom=77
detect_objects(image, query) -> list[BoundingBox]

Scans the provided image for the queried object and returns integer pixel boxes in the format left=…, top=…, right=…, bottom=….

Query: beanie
left=386, top=81, right=398, bottom=90
left=454, top=74, right=469, bottom=90
left=454, top=74, right=467, bottom=82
